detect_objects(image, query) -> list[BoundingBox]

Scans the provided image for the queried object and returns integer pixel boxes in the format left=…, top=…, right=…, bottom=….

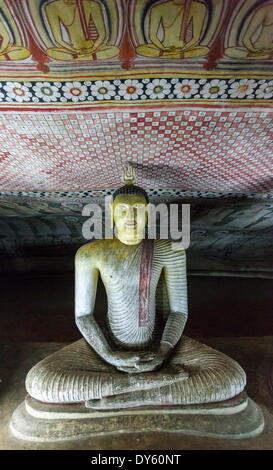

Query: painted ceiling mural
left=0, top=0, right=272, bottom=276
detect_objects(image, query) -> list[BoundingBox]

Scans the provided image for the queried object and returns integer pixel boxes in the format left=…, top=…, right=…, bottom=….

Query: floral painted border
left=1, top=189, right=273, bottom=200
left=0, top=78, right=272, bottom=104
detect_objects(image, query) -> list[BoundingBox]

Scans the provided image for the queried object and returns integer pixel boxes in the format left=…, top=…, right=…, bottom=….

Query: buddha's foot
left=46, top=45, right=119, bottom=61
left=136, top=44, right=209, bottom=59
left=0, top=46, right=31, bottom=61
left=112, top=365, right=189, bottom=398
left=85, top=392, right=173, bottom=410
left=86, top=366, right=190, bottom=409
left=224, top=46, right=272, bottom=60
left=247, top=52, right=272, bottom=60
left=128, top=364, right=190, bottom=383
left=85, top=397, right=147, bottom=409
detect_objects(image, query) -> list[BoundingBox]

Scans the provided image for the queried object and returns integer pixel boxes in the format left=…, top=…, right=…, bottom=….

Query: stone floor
left=1, top=336, right=273, bottom=450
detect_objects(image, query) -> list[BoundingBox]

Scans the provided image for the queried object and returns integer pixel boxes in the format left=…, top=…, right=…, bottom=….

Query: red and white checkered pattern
left=0, top=108, right=272, bottom=193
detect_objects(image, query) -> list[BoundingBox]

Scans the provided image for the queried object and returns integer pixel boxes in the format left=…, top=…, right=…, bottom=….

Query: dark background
left=1, top=272, right=272, bottom=342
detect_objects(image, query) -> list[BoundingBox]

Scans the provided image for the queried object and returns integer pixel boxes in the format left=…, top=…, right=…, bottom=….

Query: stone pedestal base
left=10, top=393, right=264, bottom=442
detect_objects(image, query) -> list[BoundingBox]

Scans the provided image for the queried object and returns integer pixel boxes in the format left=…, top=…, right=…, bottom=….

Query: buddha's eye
left=119, top=205, right=127, bottom=214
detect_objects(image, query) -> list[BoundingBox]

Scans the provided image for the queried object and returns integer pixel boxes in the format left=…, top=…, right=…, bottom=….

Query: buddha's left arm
left=161, top=246, right=188, bottom=352
left=184, top=4, right=206, bottom=50
left=242, top=9, right=266, bottom=52
left=85, top=2, right=106, bottom=50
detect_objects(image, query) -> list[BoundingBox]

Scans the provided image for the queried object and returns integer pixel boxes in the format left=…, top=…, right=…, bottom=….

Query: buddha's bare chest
left=99, top=251, right=163, bottom=291
left=100, top=262, right=159, bottom=347
left=100, top=264, right=140, bottom=285
left=56, top=7, right=82, bottom=28
left=161, top=6, right=184, bottom=29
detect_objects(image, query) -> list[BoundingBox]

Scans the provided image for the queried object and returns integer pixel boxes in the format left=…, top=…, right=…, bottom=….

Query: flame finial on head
left=113, top=164, right=149, bottom=202
left=122, top=164, right=135, bottom=186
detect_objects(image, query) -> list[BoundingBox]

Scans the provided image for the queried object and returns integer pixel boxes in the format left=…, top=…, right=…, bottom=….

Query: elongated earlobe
left=146, top=203, right=151, bottom=228
left=109, top=203, right=114, bottom=229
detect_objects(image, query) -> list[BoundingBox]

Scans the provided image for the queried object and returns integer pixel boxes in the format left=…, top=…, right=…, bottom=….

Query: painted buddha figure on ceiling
left=0, top=0, right=30, bottom=61
left=0, top=22, right=30, bottom=61
left=44, top=0, right=119, bottom=61
left=26, top=166, right=246, bottom=409
left=136, top=0, right=209, bottom=59
left=225, top=3, right=273, bottom=60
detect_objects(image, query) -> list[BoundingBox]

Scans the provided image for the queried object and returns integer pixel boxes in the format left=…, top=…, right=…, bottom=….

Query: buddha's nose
left=127, top=206, right=134, bottom=220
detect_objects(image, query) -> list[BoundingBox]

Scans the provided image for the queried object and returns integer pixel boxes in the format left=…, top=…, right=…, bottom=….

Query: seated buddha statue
left=25, top=166, right=246, bottom=410
left=45, top=0, right=119, bottom=61
left=136, top=0, right=209, bottom=59
left=225, top=4, right=273, bottom=60
left=0, top=19, right=30, bottom=61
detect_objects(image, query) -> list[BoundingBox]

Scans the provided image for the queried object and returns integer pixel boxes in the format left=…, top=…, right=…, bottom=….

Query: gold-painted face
left=113, top=194, right=148, bottom=245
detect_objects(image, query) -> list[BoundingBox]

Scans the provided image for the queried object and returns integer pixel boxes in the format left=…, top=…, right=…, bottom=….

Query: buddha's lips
left=125, top=222, right=136, bottom=228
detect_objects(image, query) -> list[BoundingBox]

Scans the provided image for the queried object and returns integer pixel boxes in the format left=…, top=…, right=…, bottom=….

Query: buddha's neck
left=115, top=233, right=144, bottom=246
left=173, top=0, right=185, bottom=6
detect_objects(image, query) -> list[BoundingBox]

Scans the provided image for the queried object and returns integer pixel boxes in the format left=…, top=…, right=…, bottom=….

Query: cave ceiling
left=0, top=0, right=272, bottom=276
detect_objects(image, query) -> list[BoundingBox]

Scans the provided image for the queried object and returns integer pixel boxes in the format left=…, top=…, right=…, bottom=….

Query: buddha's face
left=113, top=194, right=148, bottom=245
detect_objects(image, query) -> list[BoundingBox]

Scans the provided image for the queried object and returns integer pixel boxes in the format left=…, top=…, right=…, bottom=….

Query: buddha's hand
left=73, top=40, right=95, bottom=55
left=117, top=343, right=173, bottom=373
left=260, top=47, right=273, bottom=53
left=138, top=343, right=172, bottom=372
left=160, top=46, right=177, bottom=53
left=109, top=351, right=155, bottom=368
left=0, top=42, right=10, bottom=53
left=117, top=353, right=162, bottom=373
left=59, top=42, right=79, bottom=54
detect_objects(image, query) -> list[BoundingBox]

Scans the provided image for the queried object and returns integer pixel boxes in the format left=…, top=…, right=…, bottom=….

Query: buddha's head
left=112, top=166, right=149, bottom=245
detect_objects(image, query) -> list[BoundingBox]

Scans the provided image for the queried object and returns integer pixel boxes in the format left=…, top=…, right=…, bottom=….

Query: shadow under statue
left=10, top=166, right=264, bottom=441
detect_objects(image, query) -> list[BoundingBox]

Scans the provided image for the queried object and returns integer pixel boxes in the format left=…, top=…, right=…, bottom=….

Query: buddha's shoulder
left=263, top=5, right=273, bottom=18
left=45, top=1, right=59, bottom=12
left=192, top=1, right=207, bottom=8
left=154, top=1, right=205, bottom=12
left=154, top=239, right=186, bottom=256
left=151, top=1, right=174, bottom=15
left=83, top=0, right=101, bottom=10
left=75, top=239, right=115, bottom=260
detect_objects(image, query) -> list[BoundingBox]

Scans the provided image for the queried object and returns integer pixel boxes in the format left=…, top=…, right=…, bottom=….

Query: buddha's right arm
left=75, top=247, right=143, bottom=368
left=75, top=247, right=114, bottom=363
left=149, top=8, right=165, bottom=50
left=0, top=23, right=10, bottom=51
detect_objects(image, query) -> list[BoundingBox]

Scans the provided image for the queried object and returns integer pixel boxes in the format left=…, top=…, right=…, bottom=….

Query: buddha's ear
left=109, top=202, right=114, bottom=229
left=145, top=203, right=151, bottom=213
left=145, top=203, right=151, bottom=226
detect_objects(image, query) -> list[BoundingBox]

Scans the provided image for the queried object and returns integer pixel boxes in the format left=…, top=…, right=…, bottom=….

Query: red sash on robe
left=138, top=239, right=154, bottom=327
